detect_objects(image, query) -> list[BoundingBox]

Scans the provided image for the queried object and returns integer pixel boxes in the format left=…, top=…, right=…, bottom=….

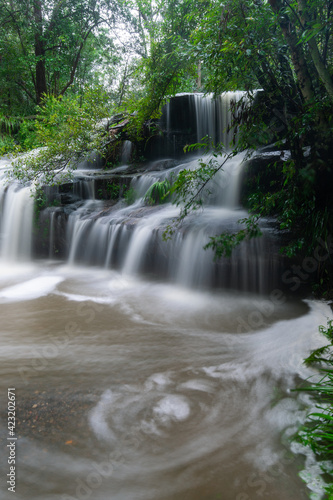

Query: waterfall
left=49, top=211, right=55, bottom=258
left=0, top=162, right=34, bottom=262
left=0, top=93, right=280, bottom=293
left=73, top=178, right=95, bottom=200
left=154, top=92, right=247, bottom=158
left=1, top=184, right=34, bottom=261
left=67, top=200, right=104, bottom=263
left=53, top=93, right=280, bottom=292
left=62, top=146, right=278, bottom=292
left=194, top=91, right=246, bottom=146
left=121, top=140, right=132, bottom=165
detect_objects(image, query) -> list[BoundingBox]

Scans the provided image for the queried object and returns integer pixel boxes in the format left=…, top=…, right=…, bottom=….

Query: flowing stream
left=0, top=95, right=331, bottom=500
left=0, top=263, right=330, bottom=500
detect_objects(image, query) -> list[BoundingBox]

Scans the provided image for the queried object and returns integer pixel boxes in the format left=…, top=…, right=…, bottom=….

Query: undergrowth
left=296, top=319, right=333, bottom=497
left=144, top=179, right=171, bottom=205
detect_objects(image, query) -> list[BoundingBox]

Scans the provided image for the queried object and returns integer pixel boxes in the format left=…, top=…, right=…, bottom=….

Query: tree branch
left=59, top=22, right=100, bottom=96
left=15, top=80, right=35, bottom=101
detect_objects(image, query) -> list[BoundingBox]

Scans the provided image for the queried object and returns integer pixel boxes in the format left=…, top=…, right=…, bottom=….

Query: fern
left=144, top=179, right=171, bottom=205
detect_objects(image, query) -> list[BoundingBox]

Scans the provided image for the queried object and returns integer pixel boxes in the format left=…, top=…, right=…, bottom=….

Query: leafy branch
left=8, top=87, right=111, bottom=187
left=163, top=144, right=234, bottom=238
left=163, top=141, right=263, bottom=256
left=295, top=320, right=333, bottom=490
left=204, top=215, right=262, bottom=258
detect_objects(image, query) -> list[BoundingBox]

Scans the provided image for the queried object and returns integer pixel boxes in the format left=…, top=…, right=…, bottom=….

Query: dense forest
left=1, top=1, right=333, bottom=495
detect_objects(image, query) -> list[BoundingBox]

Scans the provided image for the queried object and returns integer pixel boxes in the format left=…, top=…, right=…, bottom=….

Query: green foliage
left=144, top=179, right=171, bottom=205
left=162, top=141, right=264, bottom=258
left=0, top=114, right=25, bottom=155
left=9, top=87, right=111, bottom=187
left=295, top=320, right=333, bottom=495
left=123, top=186, right=137, bottom=205
left=190, top=0, right=276, bottom=93
left=0, top=114, right=20, bottom=135
left=16, top=120, right=41, bottom=151
left=0, top=135, right=16, bottom=156
left=106, top=183, right=121, bottom=200
left=0, top=0, right=121, bottom=113
left=170, top=146, right=233, bottom=207
left=118, top=0, right=203, bottom=136
left=33, top=186, right=48, bottom=227
left=245, top=153, right=333, bottom=272
left=204, top=215, right=262, bottom=258
left=304, top=321, right=333, bottom=367
left=97, top=182, right=122, bottom=200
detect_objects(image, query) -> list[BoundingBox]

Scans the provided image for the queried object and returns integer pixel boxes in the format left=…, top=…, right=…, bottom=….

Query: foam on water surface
left=153, top=395, right=191, bottom=422
left=0, top=275, right=63, bottom=302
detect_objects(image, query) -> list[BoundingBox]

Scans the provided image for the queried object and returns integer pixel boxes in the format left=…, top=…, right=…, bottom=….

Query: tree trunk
left=298, top=0, right=333, bottom=103
left=196, top=61, right=202, bottom=89
left=268, top=0, right=315, bottom=104
left=59, top=24, right=96, bottom=96
left=34, top=0, right=47, bottom=104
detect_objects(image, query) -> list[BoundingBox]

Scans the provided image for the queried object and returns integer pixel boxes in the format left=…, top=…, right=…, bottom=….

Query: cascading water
left=121, top=140, right=133, bottom=165
left=158, top=91, right=246, bottom=159
left=1, top=184, right=34, bottom=261
left=0, top=94, right=276, bottom=290
left=0, top=157, right=34, bottom=262
left=0, top=93, right=329, bottom=500
left=62, top=148, right=276, bottom=292
left=73, top=178, right=96, bottom=200
left=27, top=92, right=279, bottom=293
left=194, top=91, right=246, bottom=146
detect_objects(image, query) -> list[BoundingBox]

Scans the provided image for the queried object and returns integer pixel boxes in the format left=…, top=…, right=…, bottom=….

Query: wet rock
left=144, top=159, right=178, bottom=172
left=240, top=150, right=289, bottom=203
left=59, top=193, right=81, bottom=205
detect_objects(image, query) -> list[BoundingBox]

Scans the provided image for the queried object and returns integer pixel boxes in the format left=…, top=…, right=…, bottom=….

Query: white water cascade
left=0, top=158, right=34, bottom=262
left=63, top=150, right=277, bottom=292
left=160, top=91, right=247, bottom=157
left=18, top=92, right=276, bottom=293
left=194, top=91, right=246, bottom=146
left=121, top=140, right=133, bottom=164
left=0, top=93, right=275, bottom=291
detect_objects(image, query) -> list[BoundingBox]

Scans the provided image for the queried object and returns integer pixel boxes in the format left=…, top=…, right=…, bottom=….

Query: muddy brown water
left=0, top=262, right=330, bottom=500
